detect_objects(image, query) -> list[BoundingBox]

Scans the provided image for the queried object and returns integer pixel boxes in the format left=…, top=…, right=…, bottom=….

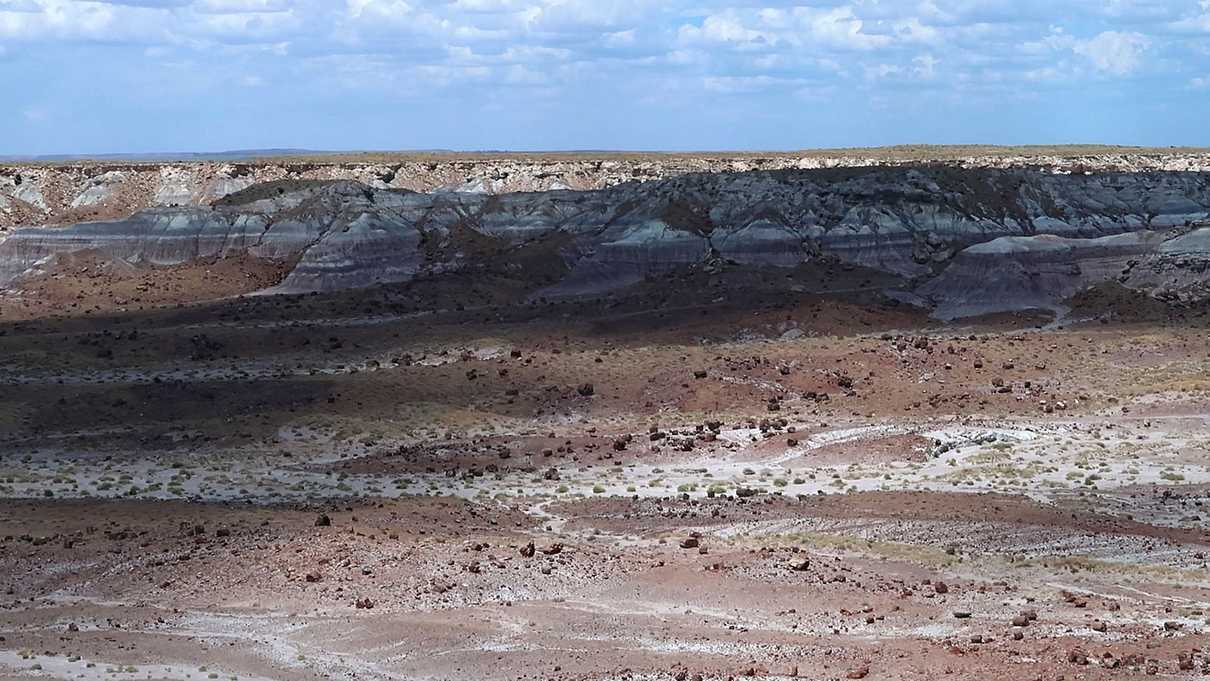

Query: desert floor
left=1, top=270, right=1207, bottom=680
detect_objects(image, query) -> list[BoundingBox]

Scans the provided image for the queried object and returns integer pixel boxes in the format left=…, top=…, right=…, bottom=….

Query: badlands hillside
left=3, top=145, right=1210, bottom=232
left=1, top=148, right=1210, bottom=681
left=1, top=148, right=1209, bottom=321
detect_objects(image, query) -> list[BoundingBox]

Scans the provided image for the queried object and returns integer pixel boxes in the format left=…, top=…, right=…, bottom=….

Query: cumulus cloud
left=1074, top=30, right=1150, bottom=75
left=2, top=1, right=1209, bottom=151
left=345, top=0, right=410, bottom=21
left=679, top=7, right=891, bottom=52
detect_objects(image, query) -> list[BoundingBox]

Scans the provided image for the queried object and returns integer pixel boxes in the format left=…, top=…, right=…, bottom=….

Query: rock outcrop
left=4, top=149, right=1210, bottom=232
left=919, top=224, right=1210, bottom=319
left=917, top=232, right=1168, bottom=319
left=1, top=166, right=1208, bottom=317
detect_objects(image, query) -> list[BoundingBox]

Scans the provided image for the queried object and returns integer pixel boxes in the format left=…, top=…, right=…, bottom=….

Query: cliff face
left=2, top=166, right=1209, bottom=319
left=4, top=151, right=1210, bottom=232
left=916, top=232, right=1170, bottom=319
left=919, top=226, right=1210, bottom=319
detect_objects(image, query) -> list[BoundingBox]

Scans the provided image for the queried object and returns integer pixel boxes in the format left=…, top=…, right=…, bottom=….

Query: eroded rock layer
left=4, top=149, right=1210, bottom=232
left=1, top=166, right=1209, bottom=318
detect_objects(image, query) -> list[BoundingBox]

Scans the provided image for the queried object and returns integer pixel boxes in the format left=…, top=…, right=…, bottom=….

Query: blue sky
left=1, top=0, right=1209, bottom=154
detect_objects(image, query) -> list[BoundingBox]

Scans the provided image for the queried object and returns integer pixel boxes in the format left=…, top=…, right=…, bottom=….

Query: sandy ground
left=1, top=274, right=1209, bottom=680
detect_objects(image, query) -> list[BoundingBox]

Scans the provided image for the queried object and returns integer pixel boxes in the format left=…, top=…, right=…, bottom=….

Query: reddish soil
left=0, top=252, right=288, bottom=321
left=0, top=269, right=1208, bottom=680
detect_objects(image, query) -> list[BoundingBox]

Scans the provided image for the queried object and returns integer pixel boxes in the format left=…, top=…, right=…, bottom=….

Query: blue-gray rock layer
left=1, top=167, right=1208, bottom=316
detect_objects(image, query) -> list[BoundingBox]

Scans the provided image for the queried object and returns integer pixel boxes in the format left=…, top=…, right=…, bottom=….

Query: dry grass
left=769, top=530, right=961, bottom=567
left=1017, top=554, right=1206, bottom=582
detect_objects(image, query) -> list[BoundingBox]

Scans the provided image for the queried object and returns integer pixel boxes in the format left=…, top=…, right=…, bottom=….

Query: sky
left=1, top=0, right=1209, bottom=155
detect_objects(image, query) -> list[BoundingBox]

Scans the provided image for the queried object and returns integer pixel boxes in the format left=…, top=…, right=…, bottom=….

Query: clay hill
left=3, top=146, right=1210, bottom=232
left=0, top=163, right=1208, bottom=321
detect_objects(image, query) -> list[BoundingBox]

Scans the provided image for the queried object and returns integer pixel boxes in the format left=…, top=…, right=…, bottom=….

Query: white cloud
left=0, top=0, right=1206, bottom=117
left=0, top=0, right=120, bottom=41
left=864, top=63, right=901, bottom=80
left=602, top=28, right=634, bottom=47
left=346, top=0, right=410, bottom=21
left=1073, top=30, right=1149, bottom=75
left=678, top=12, right=764, bottom=47
left=913, top=54, right=939, bottom=79
left=894, top=17, right=939, bottom=44
left=802, top=7, right=891, bottom=50
left=679, top=6, right=891, bottom=53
